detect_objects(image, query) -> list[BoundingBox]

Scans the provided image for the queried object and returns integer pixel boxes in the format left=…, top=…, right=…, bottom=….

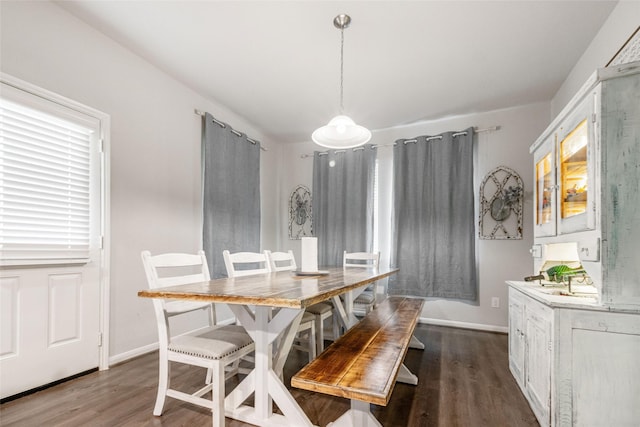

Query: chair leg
left=229, top=359, right=240, bottom=377
left=206, top=367, right=213, bottom=384
left=153, top=352, right=169, bottom=416
left=315, top=315, right=324, bottom=354
left=332, top=311, right=342, bottom=339
left=308, top=322, right=317, bottom=362
left=211, top=361, right=225, bottom=427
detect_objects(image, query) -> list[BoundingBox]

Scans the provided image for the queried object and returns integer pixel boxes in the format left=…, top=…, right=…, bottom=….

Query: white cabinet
left=508, top=288, right=553, bottom=426
left=508, top=282, right=640, bottom=427
left=556, top=309, right=640, bottom=427
left=530, top=62, right=640, bottom=311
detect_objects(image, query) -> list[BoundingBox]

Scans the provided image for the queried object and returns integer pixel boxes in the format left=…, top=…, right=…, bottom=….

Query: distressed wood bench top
left=291, top=296, right=424, bottom=406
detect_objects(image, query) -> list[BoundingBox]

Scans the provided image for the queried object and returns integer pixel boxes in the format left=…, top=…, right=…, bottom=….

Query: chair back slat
left=141, top=250, right=215, bottom=323
left=343, top=251, right=380, bottom=268
left=223, top=250, right=271, bottom=277
left=265, top=250, right=297, bottom=272
left=146, top=252, right=208, bottom=268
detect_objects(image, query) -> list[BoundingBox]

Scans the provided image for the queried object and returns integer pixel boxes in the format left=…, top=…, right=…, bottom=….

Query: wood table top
left=138, top=266, right=398, bottom=309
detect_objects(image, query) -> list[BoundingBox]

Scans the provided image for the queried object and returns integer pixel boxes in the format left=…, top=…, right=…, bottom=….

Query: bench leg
left=395, top=363, right=418, bottom=385
left=328, top=400, right=382, bottom=427
left=409, top=334, right=425, bottom=349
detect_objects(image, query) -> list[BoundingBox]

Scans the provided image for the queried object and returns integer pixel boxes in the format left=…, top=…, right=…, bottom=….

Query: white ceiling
left=57, top=1, right=617, bottom=143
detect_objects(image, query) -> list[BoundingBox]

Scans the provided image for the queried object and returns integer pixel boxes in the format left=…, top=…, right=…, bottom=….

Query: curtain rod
left=195, top=109, right=267, bottom=151
left=299, top=125, right=500, bottom=158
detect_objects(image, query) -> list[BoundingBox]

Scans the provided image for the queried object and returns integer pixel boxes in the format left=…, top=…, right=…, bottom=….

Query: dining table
left=138, top=266, right=405, bottom=427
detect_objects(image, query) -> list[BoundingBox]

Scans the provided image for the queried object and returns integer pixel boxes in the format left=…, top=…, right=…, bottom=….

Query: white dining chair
left=141, top=250, right=255, bottom=427
left=344, top=251, right=381, bottom=315
left=264, top=250, right=326, bottom=360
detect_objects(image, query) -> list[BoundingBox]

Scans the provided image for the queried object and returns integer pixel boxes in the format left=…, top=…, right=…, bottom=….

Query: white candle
left=301, top=237, right=318, bottom=272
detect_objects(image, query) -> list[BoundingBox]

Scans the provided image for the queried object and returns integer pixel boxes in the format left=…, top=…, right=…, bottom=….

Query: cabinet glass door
left=536, top=153, right=554, bottom=226
left=560, top=119, right=588, bottom=219
left=556, top=93, right=596, bottom=235
left=534, top=136, right=556, bottom=237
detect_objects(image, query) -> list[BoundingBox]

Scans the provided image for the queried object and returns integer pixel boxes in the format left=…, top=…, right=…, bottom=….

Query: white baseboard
left=353, top=306, right=508, bottom=334
left=419, top=317, right=508, bottom=334
left=108, top=317, right=237, bottom=367
left=109, top=342, right=158, bottom=366
left=350, top=309, right=508, bottom=334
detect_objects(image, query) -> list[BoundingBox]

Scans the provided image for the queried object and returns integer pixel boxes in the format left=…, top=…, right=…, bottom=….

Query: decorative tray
left=293, top=270, right=329, bottom=276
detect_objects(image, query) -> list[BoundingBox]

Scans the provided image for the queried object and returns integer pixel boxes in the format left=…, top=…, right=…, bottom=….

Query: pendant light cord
left=339, top=26, right=344, bottom=115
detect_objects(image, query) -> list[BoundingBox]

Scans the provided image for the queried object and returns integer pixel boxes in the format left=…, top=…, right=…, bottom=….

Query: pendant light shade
left=312, top=14, right=370, bottom=149
left=312, top=115, right=372, bottom=149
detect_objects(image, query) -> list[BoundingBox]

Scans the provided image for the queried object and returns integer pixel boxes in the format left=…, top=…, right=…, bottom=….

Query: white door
left=525, top=307, right=552, bottom=426
left=0, top=78, right=106, bottom=399
left=508, top=292, right=525, bottom=386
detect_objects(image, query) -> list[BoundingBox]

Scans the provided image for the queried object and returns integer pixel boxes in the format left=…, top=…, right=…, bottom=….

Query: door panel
left=0, top=277, right=20, bottom=358
left=509, top=294, right=525, bottom=386
left=0, top=266, right=100, bottom=398
left=49, top=273, right=83, bottom=345
left=525, top=310, right=551, bottom=426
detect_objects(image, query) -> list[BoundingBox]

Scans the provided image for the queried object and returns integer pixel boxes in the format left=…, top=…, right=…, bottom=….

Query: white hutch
left=507, top=62, right=640, bottom=426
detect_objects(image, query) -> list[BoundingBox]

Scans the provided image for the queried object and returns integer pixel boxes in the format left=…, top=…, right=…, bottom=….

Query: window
left=0, top=83, right=102, bottom=265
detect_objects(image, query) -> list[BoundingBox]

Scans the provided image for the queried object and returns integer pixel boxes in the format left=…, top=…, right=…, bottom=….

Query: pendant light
left=312, top=14, right=371, bottom=149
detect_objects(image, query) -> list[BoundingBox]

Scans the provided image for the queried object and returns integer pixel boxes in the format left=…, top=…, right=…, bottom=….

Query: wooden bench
left=291, top=296, right=424, bottom=427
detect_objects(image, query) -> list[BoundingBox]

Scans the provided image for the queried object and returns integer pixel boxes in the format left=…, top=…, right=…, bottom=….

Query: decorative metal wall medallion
left=289, top=185, right=312, bottom=239
left=479, top=166, right=524, bottom=240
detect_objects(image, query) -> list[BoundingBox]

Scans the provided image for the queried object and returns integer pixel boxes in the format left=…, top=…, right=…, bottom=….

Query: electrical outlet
left=491, top=297, right=500, bottom=308
left=529, top=244, right=542, bottom=258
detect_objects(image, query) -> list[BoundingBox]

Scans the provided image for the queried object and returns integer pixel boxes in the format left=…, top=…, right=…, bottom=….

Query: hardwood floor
left=0, top=324, right=538, bottom=427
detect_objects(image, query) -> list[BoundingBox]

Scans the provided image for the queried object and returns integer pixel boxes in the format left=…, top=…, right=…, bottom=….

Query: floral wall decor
left=479, top=166, right=524, bottom=240
left=289, top=185, right=312, bottom=239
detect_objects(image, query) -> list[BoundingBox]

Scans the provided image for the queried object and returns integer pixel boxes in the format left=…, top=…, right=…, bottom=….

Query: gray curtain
left=388, top=128, right=477, bottom=301
left=312, top=146, right=376, bottom=267
left=202, top=113, right=261, bottom=278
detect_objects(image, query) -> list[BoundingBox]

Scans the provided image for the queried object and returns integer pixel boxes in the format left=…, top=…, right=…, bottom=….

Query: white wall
left=0, top=1, right=278, bottom=361
left=551, top=1, right=640, bottom=116
left=278, top=103, right=549, bottom=330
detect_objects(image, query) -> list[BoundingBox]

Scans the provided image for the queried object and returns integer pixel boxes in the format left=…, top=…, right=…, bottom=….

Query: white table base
left=225, top=305, right=317, bottom=426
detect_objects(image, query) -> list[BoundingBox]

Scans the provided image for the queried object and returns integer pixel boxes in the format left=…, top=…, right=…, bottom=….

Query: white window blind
left=0, top=98, right=94, bottom=264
